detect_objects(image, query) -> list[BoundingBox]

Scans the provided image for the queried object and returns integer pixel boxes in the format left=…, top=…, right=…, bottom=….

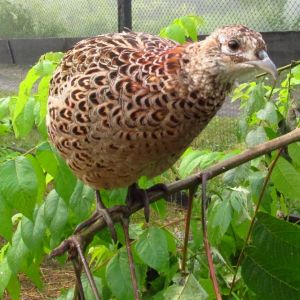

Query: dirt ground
left=0, top=64, right=30, bottom=92
left=3, top=261, right=75, bottom=300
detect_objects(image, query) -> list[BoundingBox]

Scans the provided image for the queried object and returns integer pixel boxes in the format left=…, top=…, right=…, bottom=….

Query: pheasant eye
left=228, top=40, right=240, bottom=51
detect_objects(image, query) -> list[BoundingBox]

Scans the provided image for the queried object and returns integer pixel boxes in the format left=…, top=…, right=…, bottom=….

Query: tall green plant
left=0, top=0, right=65, bottom=38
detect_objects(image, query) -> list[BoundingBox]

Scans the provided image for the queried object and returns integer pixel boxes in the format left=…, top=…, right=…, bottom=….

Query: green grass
left=192, top=116, right=239, bottom=152
left=1, top=130, right=40, bottom=150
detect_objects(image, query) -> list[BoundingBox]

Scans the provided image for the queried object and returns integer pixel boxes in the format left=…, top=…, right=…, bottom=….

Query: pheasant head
left=181, top=25, right=277, bottom=93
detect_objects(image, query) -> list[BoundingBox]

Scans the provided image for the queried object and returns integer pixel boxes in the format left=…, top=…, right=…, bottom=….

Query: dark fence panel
left=0, top=31, right=298, bottom=66
left=118, top=0, right=132, bottom=32
left=0, top=40, right=13, bottom=64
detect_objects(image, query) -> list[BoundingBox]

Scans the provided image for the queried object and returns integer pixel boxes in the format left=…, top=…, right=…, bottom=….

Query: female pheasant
left=47, top=25, right=277, bottom=236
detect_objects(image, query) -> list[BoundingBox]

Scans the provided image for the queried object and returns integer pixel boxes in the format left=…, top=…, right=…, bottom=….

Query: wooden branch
left=51, top=128, right=300, bottom=258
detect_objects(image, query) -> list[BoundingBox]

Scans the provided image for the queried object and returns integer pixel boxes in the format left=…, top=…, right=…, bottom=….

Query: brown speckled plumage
left=47, top=25, right=269, bottom=189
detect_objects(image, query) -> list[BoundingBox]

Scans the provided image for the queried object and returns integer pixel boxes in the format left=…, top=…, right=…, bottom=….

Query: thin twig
left=229, top=148, right=283, bottom=295
left=71, top=258, right=85, bottom=300
left=181, top=185, right=198, bottom=273
left=266, top=76, right=278, bottom=102
left=201, top=173, right=222, bottom=300
left=121, top=217, right=140, bottom=300
left=5, top=146, right=27, bottom=154
left=73, top=237, right=102, bottom=300
left=51, top=128, right=300, bottom=259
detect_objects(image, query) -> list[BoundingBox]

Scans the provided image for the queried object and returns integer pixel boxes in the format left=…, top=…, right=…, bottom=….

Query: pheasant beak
left=246, top=50, right=278, bottom=80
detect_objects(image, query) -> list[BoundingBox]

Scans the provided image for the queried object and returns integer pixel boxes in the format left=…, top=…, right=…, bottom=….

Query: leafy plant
left=0, top=0, right=65, bottom=38
left=0, top=15, right=300, bottom=300
left=160, top=15, right=204, bottom=43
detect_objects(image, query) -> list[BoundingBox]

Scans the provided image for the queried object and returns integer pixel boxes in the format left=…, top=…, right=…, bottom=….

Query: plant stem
left=229, top=148, right=283, bottom=295
left=122, top=217, right=140, bottom=300
left=201, top=173, right=222, bottom=300
left=181, top=185, right=197, bottom=273
left=73, top=237, right=102, bottom=300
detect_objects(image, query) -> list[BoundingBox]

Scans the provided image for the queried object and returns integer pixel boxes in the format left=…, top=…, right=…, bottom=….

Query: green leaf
left=271, top=157, right=300, bottom=199
left=178, top=149, right=206, bottom=177
left=288, top=142, right=300, bottom=168
left=81, top=274, right=103, bottom=300
left=56, top=288, right=74, bottom=300
left=246, top=126, right=267, bottom=147
left=24, top=261, right=42, bottom=289
left=291, top=64, right=300, bottom=79
left=26, top=154, right=46, bottom=204
left=12, top=96, right=35, bottom=137
left=69, top=180, right=94, bottom=223
left=230, top=188, right=248, bottom=213
left=208, top=200, right=232, bottom=245
left=88, top=245, right=113, bottom=269
left=242, top=212, right=300, bottom=300
left=13, top=67, right=40, bottom=124
left=165, top=24, right=186, bottom=44
left=6, top=223, right=30, bottom=274
left=237, top=117, right=248, bottom=141
left=164, top=228, right=177, bottom=254
left=256, top=102, right=278, bottom=124
left=0, top=156, right=38, bottom=219
left=135, top=226, right=169, bottom=272
left=6, top=274, right=20, bottom=300
left=21, top=205, right=46, bottom=259
left=179, top=150, right=224, bottom=178
left=37, top=75, right=51, bottom=126
left=246, top=82, right=266, bottom=116
left=34, top=59, right=56, bottom=76
left=106, top=249, right=145, bottom=300
left=223, top=163, right=250, bottom=187
left=0, top=123, right=11, bottom=135
left=54, top=154, right=76, bottom=202
left=0, top=192, right=13, bottom=240
left=44, top=190, right=68, bottom=246
left=163, top=274, right=208, bottom=299
left=180, top=16, right=197, bottom=41
left=0, top=258, right=12, bottom=298
left=36, top=142, right=58, bottom=177
left=0, top=97, right=11, bottom=119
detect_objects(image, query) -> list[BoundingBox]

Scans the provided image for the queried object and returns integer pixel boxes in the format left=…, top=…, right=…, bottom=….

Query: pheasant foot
left=74, top=190, right=118, bottom=242
left=126, top=183, right=169, bottom=222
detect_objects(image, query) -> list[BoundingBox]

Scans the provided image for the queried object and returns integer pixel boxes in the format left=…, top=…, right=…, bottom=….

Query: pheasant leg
left=74, top=190, right=118, bottom=242
left=126, top=183, right=169, bottom=222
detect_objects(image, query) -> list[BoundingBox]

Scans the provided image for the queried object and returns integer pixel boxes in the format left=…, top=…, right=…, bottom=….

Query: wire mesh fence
left=0, top=0, right=299, bottom=38
left=132, top=0, right=300, bottom=34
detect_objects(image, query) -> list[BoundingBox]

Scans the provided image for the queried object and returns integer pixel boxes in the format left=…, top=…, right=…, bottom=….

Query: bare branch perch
left=51, top=128, right=300, bottom=257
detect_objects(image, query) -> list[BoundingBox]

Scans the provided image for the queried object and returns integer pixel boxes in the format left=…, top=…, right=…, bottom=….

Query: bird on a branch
left=47, top=25, right=277, bottom=239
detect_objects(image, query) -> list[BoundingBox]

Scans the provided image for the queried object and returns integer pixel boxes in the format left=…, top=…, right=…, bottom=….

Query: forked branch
left=51, top=128, right=300, bottom=258
left=50, top=128, right=300, bottom=300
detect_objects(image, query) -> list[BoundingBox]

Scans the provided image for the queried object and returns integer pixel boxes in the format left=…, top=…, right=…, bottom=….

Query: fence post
left=118, top=0, right=132, bottom=32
